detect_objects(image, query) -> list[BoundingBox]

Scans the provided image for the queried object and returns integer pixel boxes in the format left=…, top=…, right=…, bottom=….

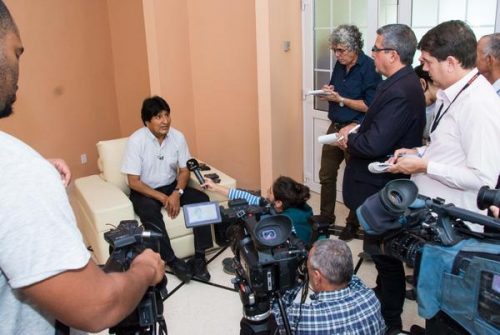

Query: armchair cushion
left=97, top=137, right=130, bottom=194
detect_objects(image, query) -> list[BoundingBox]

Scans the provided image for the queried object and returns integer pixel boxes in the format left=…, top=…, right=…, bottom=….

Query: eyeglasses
left=371, top=45, right=396, bottom=53
left=332, top=48, right=349, bottom=54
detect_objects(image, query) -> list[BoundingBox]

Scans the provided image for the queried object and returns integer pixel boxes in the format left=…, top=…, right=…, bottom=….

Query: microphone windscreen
left=186, top=158, right=199, bottom=171
left=186, top=158, right=205, bottom=185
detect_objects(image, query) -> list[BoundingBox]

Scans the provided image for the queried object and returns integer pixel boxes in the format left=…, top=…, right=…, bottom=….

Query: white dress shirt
left=412, top=70, right=500, bottom=231
left=121, top=127, right=191, bottom=189
left=493, top=78, right=500, bottom=96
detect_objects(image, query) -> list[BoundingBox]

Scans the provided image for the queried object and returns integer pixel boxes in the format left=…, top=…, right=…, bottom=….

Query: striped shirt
left=272, top=276, right=385, bottom=335
left=228, top=188, right=262, bottom=206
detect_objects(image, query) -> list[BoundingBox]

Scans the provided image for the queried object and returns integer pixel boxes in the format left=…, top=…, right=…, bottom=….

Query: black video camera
left=477, top=185, right=500, bottom=210
left=357, top=180, right=500, bottom=334
left=220, top=200, right=308, bottom=335
left=103, top=220, right=168, bottom=335
left=220, top=200, right=307, bottom=294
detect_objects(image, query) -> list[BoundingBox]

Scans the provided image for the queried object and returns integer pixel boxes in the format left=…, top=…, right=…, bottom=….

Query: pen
left=386, top=153, right=420, bottom=158
left=348, top=125, right=360, bottom=134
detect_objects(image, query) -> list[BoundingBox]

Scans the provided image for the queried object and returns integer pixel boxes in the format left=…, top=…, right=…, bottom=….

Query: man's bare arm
left=22, top=249, right=164, bottom=332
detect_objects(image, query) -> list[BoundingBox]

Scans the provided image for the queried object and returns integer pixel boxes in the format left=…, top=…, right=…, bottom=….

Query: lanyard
left=430, top=71, right=480, bottom=133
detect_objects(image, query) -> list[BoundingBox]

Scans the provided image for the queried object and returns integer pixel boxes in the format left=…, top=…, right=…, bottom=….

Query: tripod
left=110, top=277, right=169, bottom=335
left=239, top=290, right=292, bottom=335
left=231, top=250, right=293, bottom=335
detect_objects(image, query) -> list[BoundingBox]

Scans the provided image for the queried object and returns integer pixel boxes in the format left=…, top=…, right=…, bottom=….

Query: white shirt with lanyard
left=412, top=69, right=500, bottom=231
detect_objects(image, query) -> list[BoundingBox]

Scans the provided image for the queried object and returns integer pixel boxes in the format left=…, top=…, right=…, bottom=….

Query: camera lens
left=388, top=190, right=403, bottom=206
left=379, top=179, right=419, bottom=213
left=477, top=186, right=500, bottom=210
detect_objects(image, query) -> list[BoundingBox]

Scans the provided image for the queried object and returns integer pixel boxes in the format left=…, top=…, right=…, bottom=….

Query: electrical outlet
left=80, top=153, right=88, bottom=164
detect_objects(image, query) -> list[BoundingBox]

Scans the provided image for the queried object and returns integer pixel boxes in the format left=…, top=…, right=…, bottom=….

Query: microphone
left=186, top=158, right=205, bottom=185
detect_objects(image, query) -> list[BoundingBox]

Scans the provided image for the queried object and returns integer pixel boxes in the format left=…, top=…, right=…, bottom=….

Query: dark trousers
left=130, top=181, right=213, bottom=263
left=367, top=237, right=405, bottom=330
left=319, top=122, right=358, bottom=227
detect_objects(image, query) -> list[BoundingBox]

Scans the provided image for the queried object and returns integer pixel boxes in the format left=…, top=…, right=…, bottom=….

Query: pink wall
left=255, top=0, right=303, bottom=189
left=107, top=0, right=151, bottom=137
left=147, top=0, right=198, bottom=152
left=3, top=0, right=120, bottom=178
left=186, top=0, right=261, bottom=189
left=268, top=0, right=303, bottom=181
left=2, top=0, right=304, bottom=191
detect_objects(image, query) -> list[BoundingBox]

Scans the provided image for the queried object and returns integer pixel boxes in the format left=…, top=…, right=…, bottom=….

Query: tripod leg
left=354, top=255, right=364, bottom=274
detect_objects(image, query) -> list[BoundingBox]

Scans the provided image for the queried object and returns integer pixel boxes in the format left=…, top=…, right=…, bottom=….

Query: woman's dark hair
left=141, top=96, right=170, bottom=125
left=272, top=176, right=310, bottom=210
left=414, top=64, right=432, bottom=91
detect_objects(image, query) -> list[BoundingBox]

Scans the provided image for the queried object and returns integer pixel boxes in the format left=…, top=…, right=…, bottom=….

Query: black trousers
left=129, top=181, right=213, bottom=263
left=367, top=237, right=405, bottom=331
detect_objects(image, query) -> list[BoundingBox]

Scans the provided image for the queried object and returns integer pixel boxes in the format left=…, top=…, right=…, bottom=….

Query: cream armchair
left=71, top=137, right=236, bottom=264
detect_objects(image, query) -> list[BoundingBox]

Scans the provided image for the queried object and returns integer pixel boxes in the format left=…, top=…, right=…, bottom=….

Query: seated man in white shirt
left=388, top=20, right=500, bottom=232
left=121, top=96, right=213, bottom=282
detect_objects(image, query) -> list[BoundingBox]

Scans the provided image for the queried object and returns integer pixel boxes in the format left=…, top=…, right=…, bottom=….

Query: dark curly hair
left=329, top=24, right=364, bottom=54
left=272, top=176, right=310, bottom=210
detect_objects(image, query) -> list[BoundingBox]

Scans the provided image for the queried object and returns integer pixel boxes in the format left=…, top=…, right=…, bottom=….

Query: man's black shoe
left=409, top=325, right=425, bottom=335
left=338, top=224, right=358, bottom=241
left=168, top=258, right=192, bottom=283
left=188, top=257, right=211, bottom=281
left=405, top=289, right=416, bottom=301
left=358, top=251, right=373, bottom=262
left=385, top=326, right=409, bottom=335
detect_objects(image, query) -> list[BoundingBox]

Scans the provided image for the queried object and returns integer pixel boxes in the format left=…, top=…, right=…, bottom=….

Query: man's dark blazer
left=343, top=65, right=426, bottom=211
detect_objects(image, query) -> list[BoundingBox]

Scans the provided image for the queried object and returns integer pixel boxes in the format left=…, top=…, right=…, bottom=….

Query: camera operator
left=388, top=20, right=500, bottom=232
left=270, top=239, right=385, bottom=334
left=0, top=2, right=165, bottom=333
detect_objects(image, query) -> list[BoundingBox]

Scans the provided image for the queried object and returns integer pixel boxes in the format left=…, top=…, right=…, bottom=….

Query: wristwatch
left=174, top=188, right=184, bottom=195
left=339, top=97, right=345, bottom=107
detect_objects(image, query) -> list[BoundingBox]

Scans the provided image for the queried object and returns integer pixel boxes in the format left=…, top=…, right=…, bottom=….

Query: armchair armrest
left=74, top=175, right=135, bottom=233
left=73, top=175, right=136, bottom=264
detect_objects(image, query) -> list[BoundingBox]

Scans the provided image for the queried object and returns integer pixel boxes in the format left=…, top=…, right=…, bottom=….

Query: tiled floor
left=96, top=192, right=425, bottom=334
